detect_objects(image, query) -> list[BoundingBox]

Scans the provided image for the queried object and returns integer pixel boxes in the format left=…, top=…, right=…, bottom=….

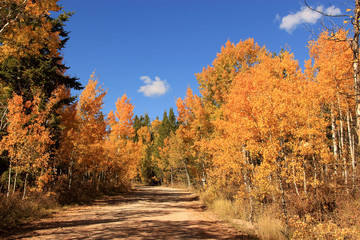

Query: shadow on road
left=2, top=186, right=258, bottom=240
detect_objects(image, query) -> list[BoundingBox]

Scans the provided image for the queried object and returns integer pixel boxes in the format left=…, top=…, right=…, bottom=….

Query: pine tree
left=168, top=108, right=178, bottom=132
left=0, top=2, right=81, bottom=184
left=0, top=10, right=82, bottom=102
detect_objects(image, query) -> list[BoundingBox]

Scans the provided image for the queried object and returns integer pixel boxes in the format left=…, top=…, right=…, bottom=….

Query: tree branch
left=304, top=0, right=349, bottom=18
left=0, top=0, right=28, bottom=37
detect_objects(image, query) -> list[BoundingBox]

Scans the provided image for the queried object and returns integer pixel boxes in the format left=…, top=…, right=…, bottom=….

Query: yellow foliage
left=0, top=0, right=61, bottom=61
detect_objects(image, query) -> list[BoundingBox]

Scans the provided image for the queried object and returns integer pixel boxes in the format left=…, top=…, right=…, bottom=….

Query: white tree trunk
left=7, top=163, right=12, bottom=198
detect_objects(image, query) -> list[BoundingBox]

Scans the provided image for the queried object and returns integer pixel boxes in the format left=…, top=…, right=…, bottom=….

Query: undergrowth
left=0, top=181, right=132, bottom=233
left=200, top=190, right=360, bottom=240
left=0, top=191, right=58, bottom=231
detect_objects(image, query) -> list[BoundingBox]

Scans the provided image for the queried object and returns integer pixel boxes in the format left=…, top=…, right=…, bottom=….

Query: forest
left=0, top=0, right=360, bottom=239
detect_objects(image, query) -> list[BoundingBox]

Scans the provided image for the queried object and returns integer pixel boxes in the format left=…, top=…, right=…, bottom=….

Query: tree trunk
left=170, top=168, right=174, bottom=186
left=12, top=169, right=18, bottom=195
left=243, top=147, right=255, bottom=222
left=7, top=162, right=12, bottom=198
left=243, top=171, right=254, bottom=222
left=352, top=0, right=360, bottom=149
left=201, top=161, right=206, bottom=188
left=96, top=173, right=100, bottom=193
left=68, top=166, right=73, bottom=190
left=68, top=151, right=76, bottom=190
left=22, top=172, right=29, bottom=200
left=331, top=105, right=339, bottom=160
left=303, top=169, right=307, bottom=195
left=182, top=160, right=191, bottom=188
left=338, top=98, right=349, bottom=191
left=293, top=165, right=299, bottom=195
left=279, top=176, right=289, bottom=238
left=348, top=111, right=356, bottom=190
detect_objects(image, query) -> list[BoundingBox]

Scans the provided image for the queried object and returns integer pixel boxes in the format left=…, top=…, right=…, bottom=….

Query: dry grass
left=255, top=205, right=286, bottom=240
left=205, top=198, right=257, bottom=237
left=209, top=199, right=246, bottom=219
left=200, top=194, right=289, bottom=240
left=0, top=191, right=59, bottom=231
left=256, top=215, right=286, bottom=240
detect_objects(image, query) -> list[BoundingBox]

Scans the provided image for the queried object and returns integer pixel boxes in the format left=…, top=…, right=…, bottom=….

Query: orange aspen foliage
left=158, top=136, right=171, bottom=173
left=150, top=118, right=161, bottom=135
left=158, top=133, right=188, bottom=185
left=176, top=87, right=211, bottom=142
left=176, top=87, right=211, bottom=184
left=0, top=94, right=29, bottom=180
left=106, top=94, right=139, bottom=183
left=211, top=49, right=330, bottom=200
left=307, top=30, right=353, bottom=105
left=55, top=87, right=78, bottom=174
left=108, top=94, right=135, bottom=139
left=1, top=89, right=60, bottom=195
left=75, top=73, right=107, bottom=173
left=180, top=39, right=266, bottom=187
left=196, top=39, right=265, bottom=108
left=0, top=0, right=61, bottom=60
left=137, top=125, right=151, bottom=144
left=306, top=29, right=356, bottom=192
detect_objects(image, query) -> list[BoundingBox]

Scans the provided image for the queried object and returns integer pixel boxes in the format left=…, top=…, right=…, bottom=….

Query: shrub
left=0, top=191, right=58, bottom=231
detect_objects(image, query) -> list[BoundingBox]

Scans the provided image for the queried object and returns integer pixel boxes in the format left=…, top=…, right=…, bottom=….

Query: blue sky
left=58, top=0, right=346, bottom=120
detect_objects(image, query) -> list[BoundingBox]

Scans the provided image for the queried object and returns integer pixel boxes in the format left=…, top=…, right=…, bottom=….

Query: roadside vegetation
left=1, top=1, right=360, bottom=239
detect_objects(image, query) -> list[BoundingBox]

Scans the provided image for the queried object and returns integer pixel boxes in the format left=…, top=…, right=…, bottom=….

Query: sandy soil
left=3, top=186, right=255, bottom=239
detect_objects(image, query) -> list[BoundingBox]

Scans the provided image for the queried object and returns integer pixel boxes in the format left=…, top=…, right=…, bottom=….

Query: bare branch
left=0, top=102, right=8, bottom=131
left=0, top=0, right=28, bottom=37
left=304, top=0, right=350, bottom=18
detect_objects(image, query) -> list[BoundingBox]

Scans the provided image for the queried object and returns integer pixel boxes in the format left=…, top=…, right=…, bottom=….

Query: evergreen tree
left=133, top=113, right=151, bottom=142
left=168, top=108, right=178, bottom=132
left=158, top=110, right=170, bottom=144
left=144, top=113, right=150, bottom=127
left=0, top=11, right=82, bottom=102
left=0, top=2, right=81, bottom=180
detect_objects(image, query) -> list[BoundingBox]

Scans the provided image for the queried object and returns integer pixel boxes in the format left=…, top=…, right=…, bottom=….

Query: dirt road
left=5, top=186, right=254, bottom=239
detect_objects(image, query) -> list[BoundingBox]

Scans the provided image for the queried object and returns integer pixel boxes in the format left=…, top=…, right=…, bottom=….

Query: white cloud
left=279, top=5, right=341, bottom=33
left=137, top=76, right=170, bottom=97
left=325, top=6, right=341, bottom=15
left=275, top=14, right=281, bottom=22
